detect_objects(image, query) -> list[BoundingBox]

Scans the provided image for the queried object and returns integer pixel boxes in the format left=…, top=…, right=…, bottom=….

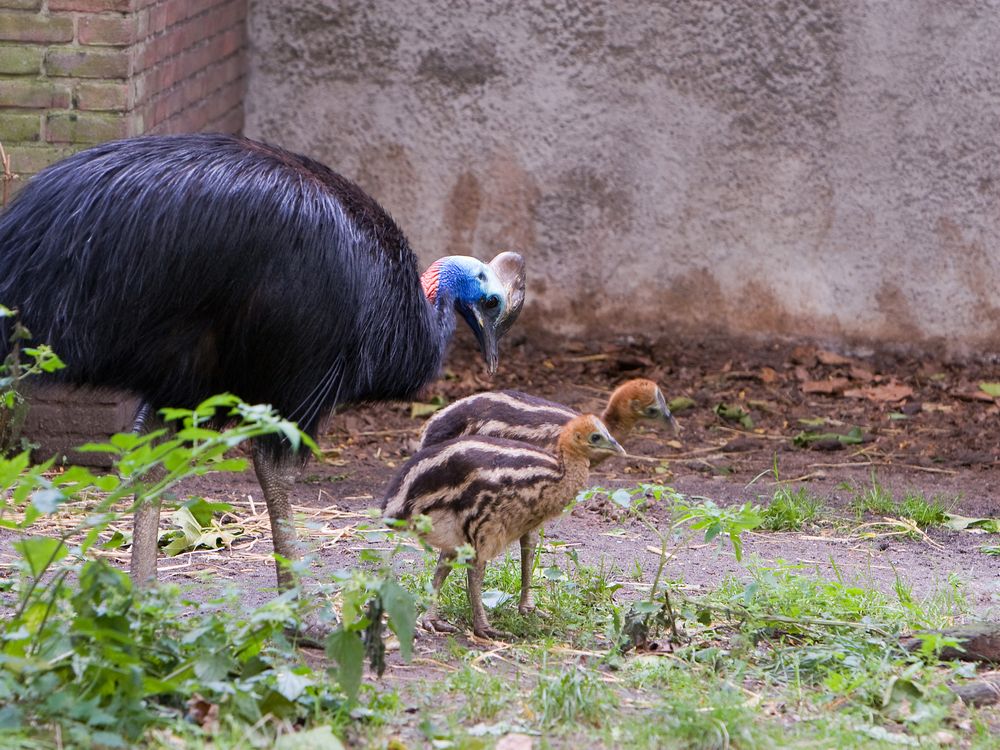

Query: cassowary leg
left=420, top=551, right=459, bottom=634
left=251, top=441, right=302, bottom=591
left=129, top=402, right=165, bottom=587
left=518, top=532, right=537, bottom=614
left=468, top=556, right=507, bottom=640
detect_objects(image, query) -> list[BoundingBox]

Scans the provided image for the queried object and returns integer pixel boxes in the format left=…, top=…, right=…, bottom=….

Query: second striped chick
left=382, top=414, right=624, bottom=639
left=419, top=378, right=678, bottom=457
left=418, top=378, right=677, bottom=615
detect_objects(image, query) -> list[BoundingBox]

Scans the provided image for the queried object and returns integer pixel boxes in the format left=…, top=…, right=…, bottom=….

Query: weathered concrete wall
left=246, top=1, right=1000, bottom=353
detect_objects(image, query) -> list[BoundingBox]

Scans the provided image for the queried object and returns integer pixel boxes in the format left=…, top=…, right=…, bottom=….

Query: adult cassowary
left=0, top=133, right=526, bottom=591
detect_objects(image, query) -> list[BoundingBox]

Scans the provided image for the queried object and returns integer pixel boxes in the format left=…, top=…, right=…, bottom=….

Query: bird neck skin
left=420, top=258, right=459, bottom=343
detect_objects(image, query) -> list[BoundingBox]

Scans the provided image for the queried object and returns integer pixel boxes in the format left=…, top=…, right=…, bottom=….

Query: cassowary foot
left=518, top=601, right=535, bottom=615
left=472, top=624, right=511, bottom=641
left=419, top=613, right=460, bottom=635
left=519, top=604, right=551, bottom=621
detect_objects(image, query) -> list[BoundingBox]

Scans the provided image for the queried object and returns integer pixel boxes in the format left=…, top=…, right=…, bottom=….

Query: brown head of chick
left=382, top=414, right=625, bottom=639
left=596, top=378, right=678, bottom=462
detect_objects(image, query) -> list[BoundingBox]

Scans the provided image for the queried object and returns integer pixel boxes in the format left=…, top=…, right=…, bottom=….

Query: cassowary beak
left=655, top=388, right=680, bottom=433
left=473, top=307, right=500, bottom=375
left=488, top=251, right=526, bottom=339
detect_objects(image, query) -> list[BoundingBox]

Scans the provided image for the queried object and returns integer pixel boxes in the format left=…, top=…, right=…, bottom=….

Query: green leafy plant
left=580, top=485, right=762, bottom=652
left=713, top=402, right=753, bottom=429
left=531, top=665, right=617, bottom=728
left=849, top=473, right=896, bottom=516
left=793, top=426, right=865, bottom=448
left=898, top=492, right=951, bottom=528
left=761, top=485, right=824, bottom=531
left=0, top=395, right=417, bottom=747
left=0, top=305, right=65, bottom=456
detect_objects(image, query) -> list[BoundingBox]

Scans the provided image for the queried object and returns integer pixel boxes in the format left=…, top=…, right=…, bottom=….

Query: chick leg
left=518, top=532, right=537, bottom=614
left=420, top=551, right=459, bottom=634
left=468, top=556, right=508, bottom=640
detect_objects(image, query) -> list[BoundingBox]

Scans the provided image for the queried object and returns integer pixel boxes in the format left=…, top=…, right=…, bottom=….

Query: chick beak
left=608, top=434, right=627, bottom=455
left=656, top=389, right=680, bottom=434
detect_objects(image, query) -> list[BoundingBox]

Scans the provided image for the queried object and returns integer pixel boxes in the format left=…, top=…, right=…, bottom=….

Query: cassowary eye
left=484, top=294, right=500, bottom=311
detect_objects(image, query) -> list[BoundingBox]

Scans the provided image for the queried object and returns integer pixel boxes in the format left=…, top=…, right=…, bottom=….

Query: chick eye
left=483, top=294, right=501, bottom=311
left=645, top=406, right=659, bottom=416
left=589, top=432, right=602, bottom=444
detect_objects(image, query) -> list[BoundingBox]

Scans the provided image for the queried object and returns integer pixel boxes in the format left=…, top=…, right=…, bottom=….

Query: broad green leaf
left=480, top=589, right=514, bottom=610
left=193, top=651, right=235, bottom=682
left=542, top=565, right=567, bottom=581
left=0, top=704, right=22, bottom=730
left=89, top=731, right=127, bottom=748
left=942, top=513, right=1000, bottom=534
left=979, top=382, right=1000, bottom=397
left=668, top=396, right=696, bottom=413
left=714, top=403, right=753, bottom=429
left=274, top=726, right=345, bottom=750
left=410, top=396, right=447, bottom=419
left=610, top=489, right=633, bottom=508
left=380, top=580, right=416, bottom=661
left=14, top=536, right=67, bottom=576
left=30, top=487, right=64, bottom=514
left=275, top=668, right=313, bottom=702
left=326, top=629, right=364, bottom=704
left=183, top=497, right=233, bottom=527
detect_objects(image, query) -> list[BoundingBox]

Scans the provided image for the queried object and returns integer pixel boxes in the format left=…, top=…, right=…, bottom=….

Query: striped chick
left=382, top=414, right=624, bottom=639
left=418, top=378, right=677, bottom=616
left=420, top=378, right=678, bottom=458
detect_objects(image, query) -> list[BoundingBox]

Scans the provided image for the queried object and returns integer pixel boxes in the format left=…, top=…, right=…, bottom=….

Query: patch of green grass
left=397, top=558, right=980, bottom=750
left=408, top=546, right=622, bottom=648
left=850, top=473, right=897, bottom=516
left=443, top=664, right=509, bottom=722
left=532, top=666, right=618, bottom=729
left=845, top=476, right=956, bottom=528
left=760, top=485, right=824, bottom=531
left=898, top=491, right=951, bottom=527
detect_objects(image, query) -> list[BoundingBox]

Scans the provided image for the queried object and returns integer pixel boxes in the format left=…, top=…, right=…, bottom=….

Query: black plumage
left=0, top=133, right=525, bottom=590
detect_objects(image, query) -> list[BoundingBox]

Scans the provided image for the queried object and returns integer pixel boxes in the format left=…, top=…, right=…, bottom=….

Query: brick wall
left=0, top=0, right=248, bottom=464
left=0, top=0, right=247, bottom=194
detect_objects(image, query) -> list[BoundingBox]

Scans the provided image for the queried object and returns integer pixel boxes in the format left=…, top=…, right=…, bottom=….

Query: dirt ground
left=105, top=330, right=999, bottom=620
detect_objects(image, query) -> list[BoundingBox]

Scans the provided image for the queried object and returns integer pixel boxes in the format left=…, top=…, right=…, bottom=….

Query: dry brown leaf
left=791, top=345, right=817, bottom=365
left=802, top=378, right=850, bottom=395
left=760, top=366, right=779, bottom=384
left=843, top=383, right=914, bottom=402
left=817, top=350, right=854, bottom=366
left=849, top=366, right=875, bottom=382
left=794, top=366, right=811, bottom=382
